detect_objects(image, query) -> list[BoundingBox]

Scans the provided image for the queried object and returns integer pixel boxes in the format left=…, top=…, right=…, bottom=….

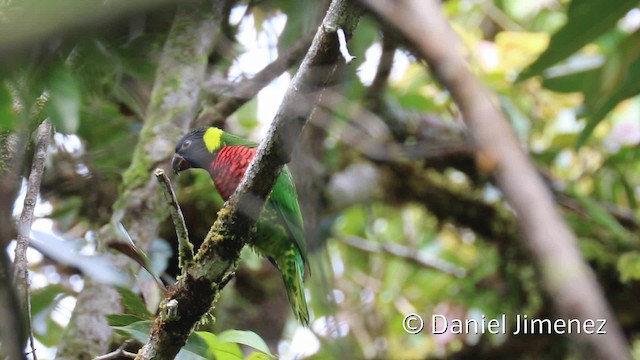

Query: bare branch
left=136, top=0, right=363, bottom=358
left=93, top=340, right=138, bottom=360
left=358, top=0, right=630, bottom=358
left=154, top=168, right=193, bottom=275
left=13, top=119, right=52, bottom=360
left=195, top=33, right=314, bottom=127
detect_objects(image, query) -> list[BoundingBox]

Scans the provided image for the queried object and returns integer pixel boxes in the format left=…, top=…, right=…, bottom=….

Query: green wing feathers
left=271, top=167, right=308, bottom=263
left=266, top=166, right=310, bottom=324
left=274, top=246, right=310, bottom=326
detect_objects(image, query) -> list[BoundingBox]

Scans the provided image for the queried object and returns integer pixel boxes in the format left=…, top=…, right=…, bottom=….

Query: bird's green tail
left=276, top=248, right=310, bottom=326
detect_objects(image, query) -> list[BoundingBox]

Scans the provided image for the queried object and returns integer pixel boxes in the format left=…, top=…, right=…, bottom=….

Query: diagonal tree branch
left=358, top=0, right=630, bottom=359
left=195, top=33, right=315, bottom=128
left=136, top=0, right=362, bottom=358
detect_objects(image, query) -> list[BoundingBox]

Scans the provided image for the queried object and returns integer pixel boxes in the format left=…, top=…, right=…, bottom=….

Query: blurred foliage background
left=1, top=0, right=640, bottom=359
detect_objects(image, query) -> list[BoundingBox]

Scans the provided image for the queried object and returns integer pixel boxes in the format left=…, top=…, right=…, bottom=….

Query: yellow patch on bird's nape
left=203, top=127, right=224, bottom=153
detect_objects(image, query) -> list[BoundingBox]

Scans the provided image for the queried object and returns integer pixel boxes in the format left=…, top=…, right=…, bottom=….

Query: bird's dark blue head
left=172, top=128, right=220, bottom=175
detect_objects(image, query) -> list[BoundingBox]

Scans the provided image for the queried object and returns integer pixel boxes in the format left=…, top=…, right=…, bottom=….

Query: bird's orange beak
left=171, top=154, right=191, bottom=175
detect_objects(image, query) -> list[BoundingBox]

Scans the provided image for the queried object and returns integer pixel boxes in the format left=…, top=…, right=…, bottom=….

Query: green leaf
left=577, top=30, right=640, bottom=146
left=112, top=320, right=152, bottom=342
left=618, top=252, right=640, bottom=282
left=30, top=284, right=68, bottom=316
left=46, top=64, right=81, bottom=134
left=518, top=0, right=638, bottom=80
left=30, top=285, right=69, bottom=347
left=190, top=331, right=243, bottom=360
left=0, top=83, right=16, bottom=130
left=113, top=322, right=249, bottom=360
left=115, top=287, right=153, bottom=319
left=106, top=313, right=147, bottom=327
left=36, top=316, right=64, bottom=347
left=571, top=191, right=635, bottom=247
left=246, top=352, right=272, bottom=360
left=114, top=321, right=203, bottom=360
left=217, top=330, right=274, bottom=358
left=541, top=56, right=601, bottom=93
left=617, top=170, right=639, bottom=211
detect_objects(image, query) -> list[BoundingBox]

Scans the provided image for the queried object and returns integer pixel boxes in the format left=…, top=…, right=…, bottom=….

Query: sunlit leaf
left=519, top=0, right=638, bottom=80
left=246, top=352, right=272, bottom=360
left=541, top=55, right=602, bottom=93
left=190, top=331, right=243, bottom=360
left=578, top=30, right=640, bottom=146
left=217, top=330, right=274, bottom=358
left=618, top=252, right=640, bottom=282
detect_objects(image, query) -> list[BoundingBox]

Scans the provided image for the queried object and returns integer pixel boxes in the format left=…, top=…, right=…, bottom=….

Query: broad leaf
left=571, top=192, right=635, bottom=248
left=30, top=284, right=68, bottom=316
left=190, top=331, right=243, bottom=360
left=218, top=329, right=274, bottom=358
left=106, top=313, right=147, bottom=327
left=578, top=30, right=640, bottom=146
left=519, top=0, right=638, bottom=80
left=618, top=252, right=640, bottom=282
left=115, top=287, right=154, bottom=319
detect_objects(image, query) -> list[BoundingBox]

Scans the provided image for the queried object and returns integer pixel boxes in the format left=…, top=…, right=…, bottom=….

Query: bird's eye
left=182, top=140, right=192, bottom=148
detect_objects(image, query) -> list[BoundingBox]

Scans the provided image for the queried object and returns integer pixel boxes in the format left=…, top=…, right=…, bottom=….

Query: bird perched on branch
left=172, top=127, right=310, bottom=326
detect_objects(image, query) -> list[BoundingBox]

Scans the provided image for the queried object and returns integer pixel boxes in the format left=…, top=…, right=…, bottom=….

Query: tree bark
left=56, top=1, right=223, bottom=358
left=136, top=0, right=362, bottom=358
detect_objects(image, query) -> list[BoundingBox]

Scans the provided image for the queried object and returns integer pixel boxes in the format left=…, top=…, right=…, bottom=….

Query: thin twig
left=13, top=119, right=52, bottom=360
left=342, top=236, right=467, bottom=277
left=358, top=0, right=631, bottom=359
left=195, top=33, right=314, bottom=127
left=93, top=340, right=138, bottom=360
left=154, top=168, right=194, bottom=274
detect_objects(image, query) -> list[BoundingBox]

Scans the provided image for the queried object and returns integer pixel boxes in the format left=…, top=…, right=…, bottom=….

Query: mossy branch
left=136, top=0, right=362, bottom=358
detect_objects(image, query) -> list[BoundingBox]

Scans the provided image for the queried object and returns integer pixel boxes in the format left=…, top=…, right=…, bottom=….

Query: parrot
left=171, top=127, right=310, bottom=326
